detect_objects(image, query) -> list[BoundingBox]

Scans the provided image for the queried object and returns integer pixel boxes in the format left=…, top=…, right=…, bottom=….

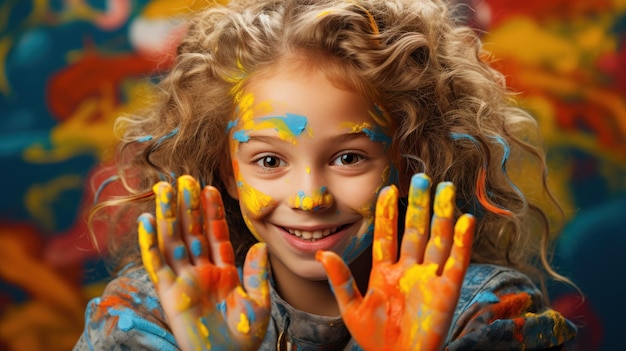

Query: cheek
left=239, top=184, right=275, bottom=219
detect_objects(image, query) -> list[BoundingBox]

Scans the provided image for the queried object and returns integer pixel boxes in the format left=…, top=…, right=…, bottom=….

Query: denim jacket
left=74, top=263, right=577, bottom=350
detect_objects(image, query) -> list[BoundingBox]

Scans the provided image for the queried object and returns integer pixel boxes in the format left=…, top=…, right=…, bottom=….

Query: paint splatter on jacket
left=73, top=263, right=577, bottom=350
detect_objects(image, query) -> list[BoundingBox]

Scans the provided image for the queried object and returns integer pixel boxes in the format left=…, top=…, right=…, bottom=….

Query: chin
left=291, top=260, right=332, bottom=282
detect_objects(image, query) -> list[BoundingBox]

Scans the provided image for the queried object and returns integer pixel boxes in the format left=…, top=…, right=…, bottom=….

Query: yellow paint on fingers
left=237, top=313, right=251, bottom=334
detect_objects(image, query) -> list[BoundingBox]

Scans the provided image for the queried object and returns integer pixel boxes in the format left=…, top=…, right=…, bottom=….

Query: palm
left=318, top=174, right=475, bottom=351
left=138, top=176, right=270, bottom=351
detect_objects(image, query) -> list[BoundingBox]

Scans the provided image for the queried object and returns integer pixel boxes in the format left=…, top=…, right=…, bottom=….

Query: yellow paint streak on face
left=306, top=166, right=311, bottom=174
left=237, top=312, right=251, bottom=334
left=357, top=201, right=374, bottom=218
left=340, top=121, right=373, bottom=134
left=289, top=188, right=333, bottom=211
left=244, top=215, right=263, bottom=242
left=239, top=182, right=275, bottom=218
left=239, top=117, right=301, bottom=144
left=368, top=107, right=390, bottom=128
left=138, top=220, right=158, bottom=284
left=434, top=185, right=455, bottom=218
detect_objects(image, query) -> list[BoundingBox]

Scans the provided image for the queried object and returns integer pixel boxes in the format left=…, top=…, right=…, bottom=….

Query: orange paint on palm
left=197, top=264, right=239, bottom=297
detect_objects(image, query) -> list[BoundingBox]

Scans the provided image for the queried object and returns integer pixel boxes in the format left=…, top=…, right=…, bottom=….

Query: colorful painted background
left=0, top=0, right=624, bottom=350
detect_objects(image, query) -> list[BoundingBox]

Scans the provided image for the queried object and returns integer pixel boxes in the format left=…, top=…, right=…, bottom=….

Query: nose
left=289, top=186, right=334, bottom=211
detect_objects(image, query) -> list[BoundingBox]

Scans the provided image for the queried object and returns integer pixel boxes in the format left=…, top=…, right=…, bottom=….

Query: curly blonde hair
left=90, top=0, right=567, bottom=287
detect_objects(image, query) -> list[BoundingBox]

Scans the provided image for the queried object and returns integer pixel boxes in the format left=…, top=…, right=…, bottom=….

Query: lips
left=282, top=225, right=346, bottom=241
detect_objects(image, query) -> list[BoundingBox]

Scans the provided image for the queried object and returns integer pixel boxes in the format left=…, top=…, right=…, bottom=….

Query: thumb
left=316, top=250, right=362, bottom=312
left=242, top=242, right=270, bottom=308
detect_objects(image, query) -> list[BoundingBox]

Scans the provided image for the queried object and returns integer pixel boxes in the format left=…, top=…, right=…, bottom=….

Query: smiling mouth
left=283, top=224, right=348, bottom=241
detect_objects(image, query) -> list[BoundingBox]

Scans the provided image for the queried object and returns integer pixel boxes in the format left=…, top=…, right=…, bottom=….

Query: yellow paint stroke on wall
left=24, top=174, right=83, bottom=230
left=484, top=17, right=580, bottom=73
left=142, top=0, right=229, bottom=19
left=24, top=80, right=155, bottom=163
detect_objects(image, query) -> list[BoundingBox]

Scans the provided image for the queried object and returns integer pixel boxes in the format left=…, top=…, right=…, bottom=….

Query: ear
left=219, top=154, right=239, bottom=200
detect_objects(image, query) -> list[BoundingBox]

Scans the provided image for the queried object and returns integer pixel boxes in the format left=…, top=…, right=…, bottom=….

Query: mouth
left=282, top=224, right=349, bottom=241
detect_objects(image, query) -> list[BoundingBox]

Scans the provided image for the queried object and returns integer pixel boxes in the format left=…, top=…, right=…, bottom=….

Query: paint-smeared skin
left=138, top=175, right=270, bottom=351
left=317, top=173, right=475, bottom=351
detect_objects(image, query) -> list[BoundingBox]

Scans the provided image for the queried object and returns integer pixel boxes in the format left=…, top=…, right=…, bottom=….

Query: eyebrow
left=239, top=132, right=372, bottom=146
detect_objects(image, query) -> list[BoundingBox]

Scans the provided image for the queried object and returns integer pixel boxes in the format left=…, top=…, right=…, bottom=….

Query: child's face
left=226, top=66, right=394, bottom=281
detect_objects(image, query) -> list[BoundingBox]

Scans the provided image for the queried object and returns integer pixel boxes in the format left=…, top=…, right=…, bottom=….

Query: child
left=74, top=0, right=578, bottom=350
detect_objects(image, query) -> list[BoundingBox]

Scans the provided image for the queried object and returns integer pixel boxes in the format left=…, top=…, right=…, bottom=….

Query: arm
left=446, top=266, right=578, bottom=351
left=73, top=267, right=179, bottom=351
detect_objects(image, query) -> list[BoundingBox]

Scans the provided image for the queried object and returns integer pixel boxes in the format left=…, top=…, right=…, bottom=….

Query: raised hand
left=317, top=173, right=475, bottom=351
left=138, top=175, right=270, bottom=351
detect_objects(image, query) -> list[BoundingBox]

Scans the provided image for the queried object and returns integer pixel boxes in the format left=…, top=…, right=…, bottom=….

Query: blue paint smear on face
left=282, top=113, right=307, bottom=135
left=362, top=125, right=392, bottom=146
left=341, top=228, right=373, bottom=263
left=227, top=119, right=238, bottom=132
left=233, top=130, right=250, bottom=142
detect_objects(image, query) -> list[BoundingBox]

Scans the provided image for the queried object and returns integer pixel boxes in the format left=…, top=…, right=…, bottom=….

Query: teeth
left=285, top=226, right=340, bottom=241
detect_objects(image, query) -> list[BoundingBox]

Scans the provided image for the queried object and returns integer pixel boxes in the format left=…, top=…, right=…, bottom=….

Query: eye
left=255, top=155, right=287, bottom=169
left=332, top=152, right=365, bottom=166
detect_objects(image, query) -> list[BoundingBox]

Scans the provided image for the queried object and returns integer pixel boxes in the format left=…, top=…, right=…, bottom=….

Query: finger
left=225, top=285, right=270, bottom=342
left=316, top=250, right=362, bottom=312
left=153, top=181, right=188, bottom=272
left=372, top=185, right=399, bottom=266
left=400, top=173, right=431, bottom=265
left=242, top=243, right=270, bottom=308
left=443, top=214, right=475, bottom=282
left=202, top=185, right=235, bottom=267
left=177, top=175, right=210, bottom=265
left=138, top=213, right=175, bottom=287
left=423, top=182, right=455, bottom=274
